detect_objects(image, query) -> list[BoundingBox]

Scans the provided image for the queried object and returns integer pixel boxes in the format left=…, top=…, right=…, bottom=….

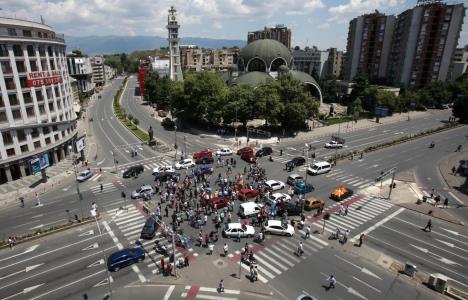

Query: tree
left=254, top=84, right=282, bottom=125
left=375, top=90, right=398, bottom=114
left=453, top=95, right=468, bottom=123
left=348, top=97, right=363, bottom=115
left=143, top=71, right=160, bottom=104
left=223, top=85, right=254, bottom=125
left=399, top=88, right=419, bottom=111
left=282, top=102, right=308, bottom=129
left=350, top=71, right=369, bottom=103
left=418, top=81, right=451, bottom=108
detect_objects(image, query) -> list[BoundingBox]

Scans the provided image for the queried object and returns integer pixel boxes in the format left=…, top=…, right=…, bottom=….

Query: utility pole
left=234, top=105, right=238, bottom=141
left=183, top=136, right=187, bottom=159
left=304, top=144, right=309, bottom=183
left=111, top=151, right=118, bottom=174
left=174, top=125, right=178, bottom=160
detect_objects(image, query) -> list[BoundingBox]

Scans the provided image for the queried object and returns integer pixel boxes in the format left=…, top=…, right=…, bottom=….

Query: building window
left=54, top=134, right=59, bottom=140
left=6, top=148, right=15, bottom=157
left=38, top=46, right=46, bottom=56
left=12, top=109, right=22, bottom=120
left=45, top=137, right=51, bottom=144
left=41, top=59, right=48, bottom=71
left=34, top=141, right=41, bottom=149
left=13, top=45, right=22, bottom=56
left=43, top=126, right=50, bottom=134
left=0, top=111, right=6, bottom=123
left=7, top=28, right=17, bottom=36
left=48, top=102, right=54, bottom=112
left=17, top=129, right=26, bottom=142
left=26, top=106, right=35, bottom=118
left=23, top=30, right=32, bottom=37
left=19, top=77, right=28, bottom=88
left=31, top=128, right=39, bottom=138
left=5, top=78, right=15, bottom=90
left=30, top=60, right=38, bottom=72
left=23, top=92, right=32, bottom=104
left=2, top=132, right=13, bottom=145
left=20, top=144, right=29, bottom=153
left=16, top=61, right=26, bottom=73
left=0, top=44, right=8, bottom=56
left=1, top=61, right=12, bottom=74
left=49, top=59, right=55, bottom=70
left=47, top=46, right=53, bottom=56
left=27, top=45, right=35, bottom=56
left=9, top=94, right=19, bottom=106
left=35, top=90, right=44, bottom=102
left=38, top=104, right=46, bottom=114
left=38, top=32, right=42, bottom=38
left=0, top=95, right=3, bottom=108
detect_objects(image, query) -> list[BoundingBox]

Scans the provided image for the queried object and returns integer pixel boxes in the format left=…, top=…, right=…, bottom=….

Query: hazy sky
left=2, top=0, right=467, bottom=50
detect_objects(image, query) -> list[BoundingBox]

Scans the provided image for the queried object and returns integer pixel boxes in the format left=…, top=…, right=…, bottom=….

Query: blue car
left=194, top=164, right=213, bottom=176
left=76, top=170, right=94, bottom=182
left=294, top=181, right=315, bottom=194
left=107, top=247, right=145, bottom=272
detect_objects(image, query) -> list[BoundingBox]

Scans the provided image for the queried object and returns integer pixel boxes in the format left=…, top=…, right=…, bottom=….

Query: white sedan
left=263, top=220, right=295, bottom=236
left=325, top=140, right=343, bottom=148
left=265, top=180, right=285, bottom=191
left=267, top=193, right=291, bottom=206
left=77, top=170, right=94, bottom=182
left=222, top=223, right=255, bottom=238
left=216, top=148, right=233, bottom=156
left=152, top=165, right=174, bottom=174
left=175, top=158, right=195, bottom=170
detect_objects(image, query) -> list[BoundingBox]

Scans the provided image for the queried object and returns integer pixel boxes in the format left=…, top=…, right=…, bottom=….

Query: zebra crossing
left=181, top=285, right=241, bottom=300
left=324, top=168, right=373, bottom=189
left=310, top=194, right=394, bottom=235
left=231, top=233, right=329, bottom=283
left=106, top=205, right=196, bottom=275
left=89, top=180, right=123, bottom=195
left=118, top=157, right=174, bottom=172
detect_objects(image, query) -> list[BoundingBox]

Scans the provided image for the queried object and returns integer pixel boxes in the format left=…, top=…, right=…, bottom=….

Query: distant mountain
left=65, top=35, right=246, bottom=55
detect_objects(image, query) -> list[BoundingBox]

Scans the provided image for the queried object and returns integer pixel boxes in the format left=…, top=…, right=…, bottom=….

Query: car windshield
left=136, top=188, right=142, bottom=193
left=79, top=172, right=87, bottom=176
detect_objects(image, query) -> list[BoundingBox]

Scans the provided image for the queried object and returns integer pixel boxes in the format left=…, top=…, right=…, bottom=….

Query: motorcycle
left=154, top=241, right=168, bottom=256
left=254, top=233, right=264, bottom=243
left=429, top=142, right=435, bottom=148
left=241, top=253, right=257, bottom=265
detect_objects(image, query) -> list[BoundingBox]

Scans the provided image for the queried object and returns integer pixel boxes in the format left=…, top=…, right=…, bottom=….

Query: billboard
left=76, top=137, right=85, bottom=152
left=27, top=70, right=63, bottom=88
left=30, top=153, right=50, bottom=175
left=374, top=106, right=389, bottom=117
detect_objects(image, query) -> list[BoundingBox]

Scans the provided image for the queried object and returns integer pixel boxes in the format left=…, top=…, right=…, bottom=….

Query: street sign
left=375, top=167, right=396, bottom=182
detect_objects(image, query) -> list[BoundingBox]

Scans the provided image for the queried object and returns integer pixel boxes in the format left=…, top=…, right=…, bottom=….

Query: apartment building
left=247, top=25, right=292, bottom=49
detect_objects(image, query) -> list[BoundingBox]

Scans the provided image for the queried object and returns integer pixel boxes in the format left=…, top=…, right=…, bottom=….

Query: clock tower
left=167, top=6, right=183, bottom=81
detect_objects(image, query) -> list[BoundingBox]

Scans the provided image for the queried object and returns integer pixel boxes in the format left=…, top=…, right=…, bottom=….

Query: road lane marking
left=448, top=192, right=464, bottom=205
left=0, top=245, right=40, bottom=263
left=163, top=285, right=175, bottom=300
left=353, top=276, right=381, bottom=293
left=350, top=207, right=405, bottom=243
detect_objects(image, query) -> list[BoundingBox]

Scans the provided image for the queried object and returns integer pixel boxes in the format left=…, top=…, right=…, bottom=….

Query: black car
left=154, top=171, right=180, bottom=182
left=195, top=156, right=214, bottom=165
left=161, top=117, right=175, bottom=129
left=256, top=146, right=273, bottom=157
left=123, top=165, right=144, bottom=178
left=286, top=157, right=306, bottom=167
left=140, top=217, right=158, bottom=240
left=276, top=202, right=303, bottom=217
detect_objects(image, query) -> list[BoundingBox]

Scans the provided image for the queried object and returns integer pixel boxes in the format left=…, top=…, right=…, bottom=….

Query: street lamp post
left=183, top=136, right=187, bottom=159
left=304, top=144, right=309, bottom=184
left=234, top=105, right=238, bottom=141
left=174, top=125, right=178, bottom=160
left=91, top=208, right=123, bottom=300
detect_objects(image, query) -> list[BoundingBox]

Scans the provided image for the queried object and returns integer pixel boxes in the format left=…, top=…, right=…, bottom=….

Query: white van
left=239, top=202, right=263, bottom=218
left=307, top=161, right=332, bottom=175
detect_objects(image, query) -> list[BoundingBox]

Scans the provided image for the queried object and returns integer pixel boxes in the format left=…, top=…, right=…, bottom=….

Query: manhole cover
left=213, top=259, right=227, bottom=268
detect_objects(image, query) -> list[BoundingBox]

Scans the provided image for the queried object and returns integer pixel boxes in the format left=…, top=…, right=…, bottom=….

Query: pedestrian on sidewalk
left=358, top=233, right=365, bottom=247
left=184, top=254, right=189, bottom=267
left=452, top=166, right=457, bottom=175
left=223, top=243, right=228, bottom=256
left=208, top=243, right=214, bottom=255
left=19, top=197, right=24, bottom=208
left=8, top=236, right=15, bottom=249
left=444, top=197, right=449, bottom=208
left=100, top=183, right=103, bottom=192
left=424, top=219, right=432, bottom=232
left=160, top=258, right=165, bottom=273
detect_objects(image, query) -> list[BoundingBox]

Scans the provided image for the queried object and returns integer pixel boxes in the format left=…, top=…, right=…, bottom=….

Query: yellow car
left=304, top=197, right=325, bottom=211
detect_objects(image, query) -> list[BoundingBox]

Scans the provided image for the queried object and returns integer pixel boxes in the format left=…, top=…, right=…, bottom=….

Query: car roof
left=288, top=174, right=302, bottom=178
left=240, top=202, right=260, bottom=209
left=313, top=161, right=331, bottom=167
left=226, top=223, right=244, bottom=229
left=271, top=192, right=287, bottom=197
left=267, top=220, right=284, bottom=226
left=266, top=180, right=278, bottom=184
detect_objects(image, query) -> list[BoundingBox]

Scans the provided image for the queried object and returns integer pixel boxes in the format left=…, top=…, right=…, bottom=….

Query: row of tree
left=144, top=71, right=319, bottom=130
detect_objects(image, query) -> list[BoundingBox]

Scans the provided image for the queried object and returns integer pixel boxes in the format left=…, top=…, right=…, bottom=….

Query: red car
left=241, top=152, right=256, bottom=163
left=210, top=196, right=230, bottom=209
left=237, top=146, right=253, bottom=156
left=238, top=188, right=258, bottom=201
left=193, top=150, right=213, bottom=160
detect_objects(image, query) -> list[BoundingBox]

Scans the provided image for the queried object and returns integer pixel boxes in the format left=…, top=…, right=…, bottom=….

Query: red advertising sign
left=27, top=70, right=63, bottom=87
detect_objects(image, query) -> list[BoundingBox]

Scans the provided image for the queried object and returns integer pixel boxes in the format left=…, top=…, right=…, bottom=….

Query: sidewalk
left=438, top=149, right=468, bottom=206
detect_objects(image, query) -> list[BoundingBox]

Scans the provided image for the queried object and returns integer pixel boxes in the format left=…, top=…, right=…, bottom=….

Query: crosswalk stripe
left=240, top=262, right=268, bottom=283
left=347, top=179, right=363, bottom=185
left=352, top=204, right=386, bottom=215
left=120, top=223, right=144, bottom=233
left=290, top=236, right=320, bottom=252
left=125, top=233, right=141, bottom=241
left=115, top=217, right=145, bottom=227
left=335, top=174, right=351, bottom=180
left=107, top=205, right=133, bottom=214
left=326, top=218, right=356, bottom=230
left=262, top=247, right=295, bottom=267
left=341, top=177, right=356, bottom=183
left=352, top=180, right=368, bottom=187
left=269, top=244, right=300, bottom=263
left=346, top=210, right=373, bottom=220
left=123, top=228, right=142, bottom=237
left=332, top=215, right=363, bottom=226
left=357, top=182, right=372, bottom=189
left=369, top=198, right=394, bottom=208
left=115, top=211, right=142, bottom=221
left=144, top=165, right=151, bottom=170
left=254, top=253, right=284, bottom=274
left=245, top=261, right=275, bottom=279
left=197, top=287, right=240, bottom=294
left=256, top=251, right=289, bottom=271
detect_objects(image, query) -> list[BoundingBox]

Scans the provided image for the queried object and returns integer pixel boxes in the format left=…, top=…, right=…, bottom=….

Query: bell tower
left=167, top=6, right=183, bottom=81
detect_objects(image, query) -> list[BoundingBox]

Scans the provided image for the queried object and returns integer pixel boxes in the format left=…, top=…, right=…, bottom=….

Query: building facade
left=247, top=25, right=291, bottom=49
left=292, top=47, right=329, bottom=78
left=327, top=48, right=344, bottom=79
left=0, top=17, right=77, bottom=183
left=67, top=55, right=95, bottom=96
left=387, top=1, right=465, bottom=88
left=180, top=46, right=239, bottom=71
left=448, top=46, right=468, bottom=81
left=344, top=12, right=395, bottom=81
left=91, top=56, right=105, bottom=87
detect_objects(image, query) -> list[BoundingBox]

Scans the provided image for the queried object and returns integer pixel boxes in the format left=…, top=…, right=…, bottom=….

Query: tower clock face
left=171, top=16, right=176, bottom=21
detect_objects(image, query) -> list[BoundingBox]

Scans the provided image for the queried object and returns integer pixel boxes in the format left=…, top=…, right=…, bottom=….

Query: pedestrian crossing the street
left=106, top=205, right=197, bottom=276
left=231, top=233, right=328, bottom=283
left=181, top=285, right=241, bottom=300
left=90, top=180, right=124, bottom=195
left=309, top=194, right=394, bottom=235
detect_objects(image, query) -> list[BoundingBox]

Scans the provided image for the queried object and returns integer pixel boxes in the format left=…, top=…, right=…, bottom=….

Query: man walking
left=35, top=192, right=41, bottom=206
left=424, top=219, right=432, bottom=232
left=305, top=225, right=311, bottom=239
left=100, top=183, right=103, bottom=192
left=327, top=275, right=336, bottom=289
left=358, top=233, right=365, bottom=247
left=444, top=197, right=449, bottom=208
